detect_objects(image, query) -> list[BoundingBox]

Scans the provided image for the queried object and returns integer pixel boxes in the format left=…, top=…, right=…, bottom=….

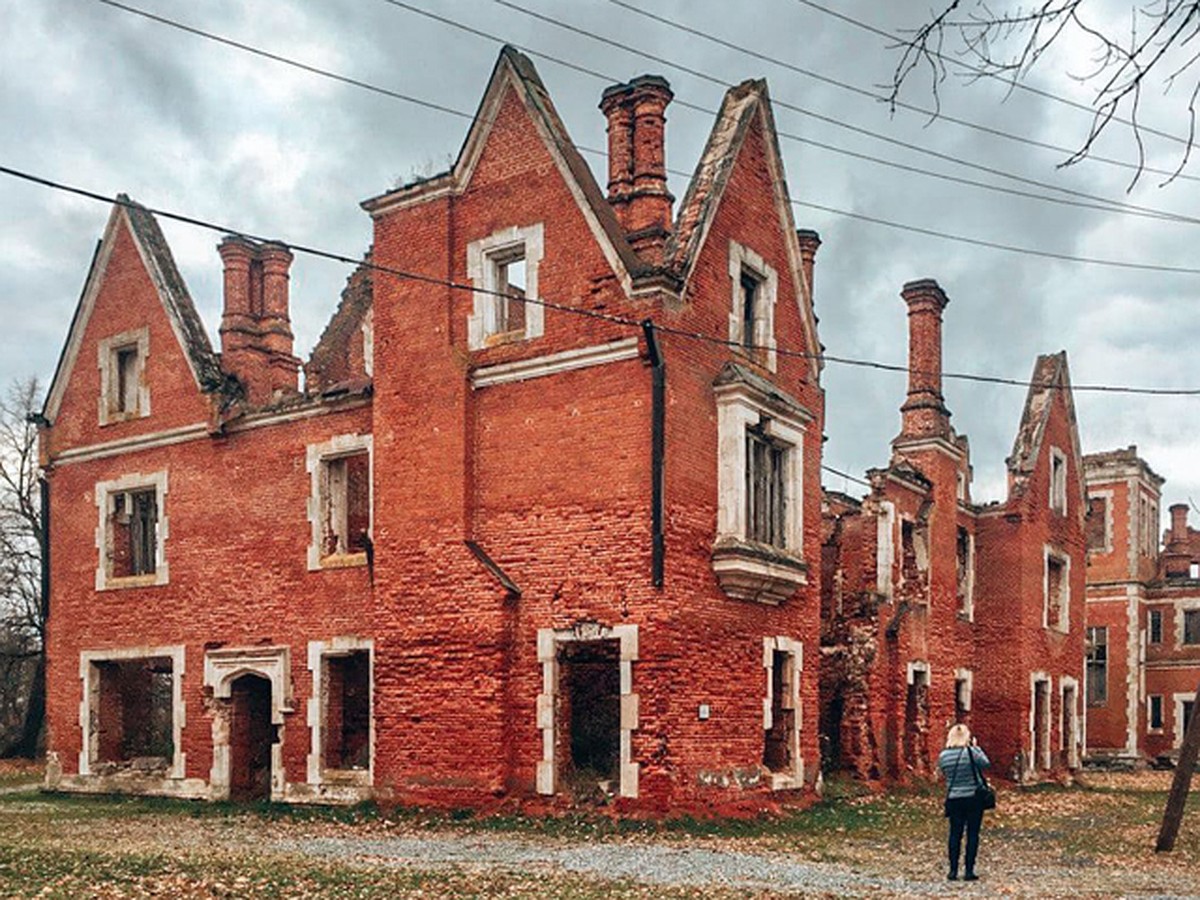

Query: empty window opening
left=1046, top=555, right=1067, bottom=630
left=1086, top=496, right=1108, bottom=552
left=1185, top=610, right=1200, bottom=646
left=495, top=251, right=526, bottom=335
left=1049, top=450, right=1067, bottom=514
left=955, top=676, right=970, bottom=725
left=93, top=657, right=173, bottom=772
left=1086, top=627, right=1107, bottom=706
left=1033, top=679, right=1051, bottom=771
left=740, top=270, right=760, bottom=352
left=1149, top=695, right=1164, bottom=731
left=904, top=668, right=930, bottom=775
left=322, top=652, right=370, bottom=771
left=763, top=649, right=796, bottom=774
left=956, top=527, right=973, bottom=615
left=1183, top=701, right=1195, bottom=740
left=229, top=673, right=273, bottom=802
left=746, top=426, right=786, bottom=547
left=108, top=488, right=158, bottom=579
left=321, top=451, right=370, bottom=559
left=1191, top=562, right=1200, bottom=579
left=900, top=520, right=929, bottom=599
left=557, top=640, right=620, bottom=799
left=115, top=345, right=139, bottom=414
left=1148, top=609, right=1163, bottom=645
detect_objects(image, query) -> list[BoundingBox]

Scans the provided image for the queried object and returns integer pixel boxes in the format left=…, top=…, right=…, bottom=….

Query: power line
left=482, top=0, right=1200, bottom=226
left=91, top=0, right=1200, bottom=268
left=821, top=465, right=872, bottom=490
left=791, top=0, right=1192, bottom=151
left=4, top=162, right=1199, bottom=397
left=605, top=0, right=1200, bottom=186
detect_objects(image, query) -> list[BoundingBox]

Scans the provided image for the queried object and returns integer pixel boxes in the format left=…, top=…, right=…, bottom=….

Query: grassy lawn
left=0, top=771, right=1195, bottom=897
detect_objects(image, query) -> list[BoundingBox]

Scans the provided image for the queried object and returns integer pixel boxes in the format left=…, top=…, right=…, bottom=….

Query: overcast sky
left=3, top=0, right=1198, bottom=523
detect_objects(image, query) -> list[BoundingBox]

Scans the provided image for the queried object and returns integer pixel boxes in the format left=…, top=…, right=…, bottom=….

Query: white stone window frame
left=1030, top=671, right=1053, bottom=772
left=1049, top=446, right=1068, bottom=515
left=957, top=527, right=976, bottom=622
left=1043, top=546, right=1070, bottom=633
left=467, top=223, right=544, bottom=350
left=875, top=501, right=896, bottom=599
left=1147, top=607, right=1164, bottom=645
left=94, top=469, right=169, bottom=591
left=728, top=240, right=778, bottom=372
left=762, top=636, right=804, bottom=790
left=78, top=644, right=186, bottom=779
left=204, top=645, right=293, bottom=801
left=1087, top=489, right=1113, bottom=554
left=536, top=623, right=638, bottom=799
left=907, top=659, right=931, bottom=687
left=307, top=638, right=374, bottom=794
left=1060, top=675, right=1080, bottom=769
left=306, top=433, right=373, bottom=572
left=1147, top=694, right=1165, bottom=733
left=1172, top=692, right=1194, bottom=750
left=1177, top=599, right=1200, bottom=647
left=954, top=667, right=973, bottom=716
left=715, top=384, right=806, bottom=554
left=98, top=327, right=150, bottom=426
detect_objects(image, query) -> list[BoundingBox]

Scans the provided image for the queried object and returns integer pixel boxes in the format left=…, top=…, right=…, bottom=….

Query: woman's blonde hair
left=946, top=723, right=972, bottom=748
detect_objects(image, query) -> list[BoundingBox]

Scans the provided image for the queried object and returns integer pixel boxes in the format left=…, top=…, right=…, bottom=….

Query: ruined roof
left=1007, top=352, right=1073, bottom=478
left=306, top=251, right=373, bottom=394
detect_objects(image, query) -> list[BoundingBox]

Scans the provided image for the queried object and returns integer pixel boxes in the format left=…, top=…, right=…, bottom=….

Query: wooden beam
left=1156, top=680, right=1200, bottom=852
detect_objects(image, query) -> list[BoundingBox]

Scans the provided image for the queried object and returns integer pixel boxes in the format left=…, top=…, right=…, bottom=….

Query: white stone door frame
left=536, top=623, right=638, bottom=799
left=762, top=636, right=804, bottom=790
left=1060, top=676, right=1080, bottom=769
left=1029, top=671, right=1052, bottom=774
left=203, top=646, right=293, bottom=801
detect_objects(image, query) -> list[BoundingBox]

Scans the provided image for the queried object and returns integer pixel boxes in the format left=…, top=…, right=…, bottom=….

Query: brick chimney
left=797, top=229, right=821, bottom=299
left=1163, top=503, right=1192, bottom=577
left=218, top=236, right=300, bottom=405
left=600, top=75, right=674, bottom=264
left=898, top=279, right=951, bottom=440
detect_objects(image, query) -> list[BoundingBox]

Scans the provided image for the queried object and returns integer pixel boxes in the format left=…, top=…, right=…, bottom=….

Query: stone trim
left=1087, top=488, right=1114, bottom=555
left=467, top=223, right=544, bottom=350
left=1173, top=597, right=1200, bottom=648
left=1049, top=446, right=1068, bottom=514
left=1146, top=693, right=1165, bottom=734
left=94, top=469, right=169, bottom=591
left=471, top=338, right=639, bottom=389
left=954, top=668, right=973, bottom=714
left=306, top=433, right=373, bottom=572
left=1172, top=692, right=1194, bottom=749
left=1060, top=675, right=1081, bottom=768
left=762, top=636, right=804, bottom=790
left=1043, top=546, right=1071, bottom=632
left=906, top=659, right=931, bottom=685
left=1029, top=671, right=1053, bottom=773
left=536, top=623, right=639, bottom=799
left=203, top=645, right=293, bottom=801
left=728, top=240, right=778, bottom=372
left=876, top=501, right=896, bottom=599
left=78, top=644, right=186, bottom=779
left=97, top=327, right=150, bottom=425
left=305, top=637, right=374, bottom=802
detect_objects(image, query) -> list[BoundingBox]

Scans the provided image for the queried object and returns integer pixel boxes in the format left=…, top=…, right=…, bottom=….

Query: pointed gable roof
left=42, top=195, right=222, bottom=423
left=670, top=79, right=821, bottom=377
left=361, top=46, right=647, bottom=290
left=1007, top=352, right=1085, bottom=501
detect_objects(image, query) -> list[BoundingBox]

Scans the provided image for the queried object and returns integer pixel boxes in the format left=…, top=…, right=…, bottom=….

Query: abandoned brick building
left=1083, top=447, right=1200, bottom=763
left=39, top=47, right=828, bottom=810
left=821, top=282, right=1086, bottom=783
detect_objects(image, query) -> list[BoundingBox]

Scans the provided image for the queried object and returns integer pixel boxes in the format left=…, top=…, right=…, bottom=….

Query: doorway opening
left=1033, top=677, right=1051, bottom=772
left=229, top=674, right=273, bottom=801
left=557, top=639, right=620, bottom=801
left=904, top=664, right=931, bottom=775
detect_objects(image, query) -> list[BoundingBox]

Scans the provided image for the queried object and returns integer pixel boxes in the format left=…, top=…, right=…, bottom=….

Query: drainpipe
left=39, top=476, right=49, bottom=623
left=641, top=320, right=664, bottom=588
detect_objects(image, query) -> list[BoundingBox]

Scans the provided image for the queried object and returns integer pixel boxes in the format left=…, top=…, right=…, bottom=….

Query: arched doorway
left=229, top=673, right=273, bottom=801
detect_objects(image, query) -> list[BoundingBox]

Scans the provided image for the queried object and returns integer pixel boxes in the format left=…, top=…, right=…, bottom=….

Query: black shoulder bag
left=969, top=748, right=996, bottom=811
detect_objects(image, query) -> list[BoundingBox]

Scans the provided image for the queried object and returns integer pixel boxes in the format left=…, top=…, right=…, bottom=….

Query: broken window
left=320, top=451, right=371, bottom=559
left=493, top=249, right=526, bottom=336
left=467, top=224, right=544, bottom=349
left=1049, top=449, right=1067, bottom=514
left=1045, top=554, right=1067, bottom=630
left=99, top=328, right=149, bottom=424
left=93, top=656, right=174, bottom=770
left=1086, top=496, right=1108, bottom=552
left=956, top=527, right=973, bottom=617
left=954, top=674, right=971, bottom=724
left=107, top=488, right=158, bottom=579
left=1148, top=609, right=1163, bottom=645
left=322, top=652, right=370, bottom=771
left=900, top=519, right=929, bottom=600
left=763, top=649, right=796, bottom=774
left=745, top=426, right=787, bottom=547
left=1185, top=610, right=1200, bottom=645
left=740, top=269, right=761, bottom=353
left=1149, top=695, right=1164, bottom=731
left=1086, top=626, right=1107, bottom=706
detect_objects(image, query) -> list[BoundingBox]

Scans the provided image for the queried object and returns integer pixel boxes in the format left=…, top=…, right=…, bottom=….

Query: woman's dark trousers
left=946, top=796, right=983, bottom=877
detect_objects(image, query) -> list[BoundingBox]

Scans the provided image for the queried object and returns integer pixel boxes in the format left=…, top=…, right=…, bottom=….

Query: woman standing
left=938, top=723, right=990, bottom=881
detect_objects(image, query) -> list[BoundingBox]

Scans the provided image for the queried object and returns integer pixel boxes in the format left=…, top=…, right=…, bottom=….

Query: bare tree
left=0, top=378, right=45, bottom=758
left=891, top=1, right=1200, bottom=184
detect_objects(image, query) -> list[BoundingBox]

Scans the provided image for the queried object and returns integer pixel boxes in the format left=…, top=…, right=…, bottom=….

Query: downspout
left=39, top=476, right=49, bottom=623
left=641, top=320, right=664, bottom=588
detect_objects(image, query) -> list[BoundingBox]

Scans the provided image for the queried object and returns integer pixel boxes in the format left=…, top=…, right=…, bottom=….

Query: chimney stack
left=1163, top=503, right=1192, bottom=577
left=797, top=229, right=821, bottom=301
left=218, top=236, right=300, bottom=405
left=600, top=75, right=674, bottom=264
left=898, top=279, right=951, bottom=440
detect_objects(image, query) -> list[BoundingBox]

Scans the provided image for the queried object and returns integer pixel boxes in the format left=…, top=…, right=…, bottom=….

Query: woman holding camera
left=938, top=723, right=991, bottom=881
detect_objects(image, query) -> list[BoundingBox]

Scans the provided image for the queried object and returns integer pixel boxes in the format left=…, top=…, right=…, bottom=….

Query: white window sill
left=712, top=537, right=807, bottom=605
